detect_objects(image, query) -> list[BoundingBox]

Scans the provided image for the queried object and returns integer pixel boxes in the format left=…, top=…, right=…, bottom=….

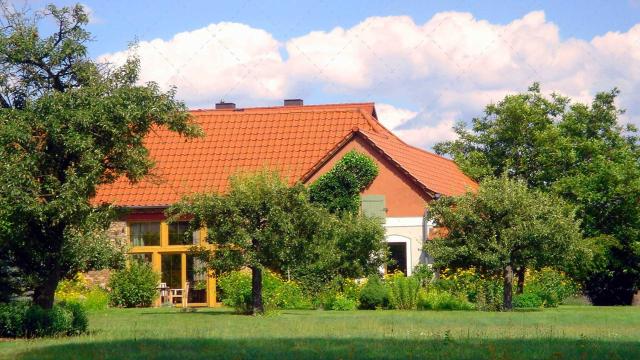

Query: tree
left=435, top=84, right=640, bottom=304
left=424, top=176, right=589, bottom=310
left=168, top=171, right=327, bottom=314
left=168, top=171, right=387, bottom=314
left=0, top=4, right=200, bottom=308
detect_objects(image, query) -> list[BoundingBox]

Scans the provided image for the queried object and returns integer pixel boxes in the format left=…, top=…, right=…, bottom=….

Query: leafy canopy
left=0, top=4, right=200, bottom=307
left=424, top=176, right=589, bottom=310
left=434, top=84, right=640, bottom=305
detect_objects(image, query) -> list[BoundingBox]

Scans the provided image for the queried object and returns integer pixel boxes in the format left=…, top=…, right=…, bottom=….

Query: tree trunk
left=516, top=266, right=525, bottom=295
left=33, top=267, right=61, bottom=309
left=251, top=265, right=264, bottom=315
left=503, top=265, right=514, bottom=311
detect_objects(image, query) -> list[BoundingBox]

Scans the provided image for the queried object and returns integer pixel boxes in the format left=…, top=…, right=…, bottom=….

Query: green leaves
left=309, top=150, right=379, bottom=214
left=0, top=4, right=199, bottom=306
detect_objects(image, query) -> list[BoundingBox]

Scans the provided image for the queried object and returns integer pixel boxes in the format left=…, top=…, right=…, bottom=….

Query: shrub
left=217, top=270, right=312, bottom=313
left=0, top=301, right=30, bottom=337
left=417, top=289, right=474, bottom=311
left=0, top=302, right=88, bottom=338
left=358, top=275, right=389, bottom=309
left=513, top=293, right=543, bottom=309
left=108, top=261, right=159, bottom=308
left=58, top=301, right=88, bottom=334
left=412, top=264, right=434, bottom=288
left=525, top=268, right=580, bottom=307
left=217, top=270, right=252, bottom=313
left=56, top=275, right=109, bottom=311
left=330, top=293, right=358, bottom=310
left=24, top=305, right=74, bottom=337
left=386, top=273, right=420, bottom=310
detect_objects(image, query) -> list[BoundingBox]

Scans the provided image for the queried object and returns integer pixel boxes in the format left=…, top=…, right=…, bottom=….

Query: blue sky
left=19, top=1, right=640, bottom=149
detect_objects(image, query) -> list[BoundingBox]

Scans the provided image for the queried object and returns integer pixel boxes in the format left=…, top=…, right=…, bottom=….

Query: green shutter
left=361, top=195, right=386, bottom=219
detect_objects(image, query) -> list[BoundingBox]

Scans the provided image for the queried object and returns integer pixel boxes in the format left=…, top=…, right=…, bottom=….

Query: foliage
left=434, top=84, right=640, bottom=305
left=435, top=268, right=503, bottom=310
left=417, top=289, right=474, bottom=311
left=0, top=301, right=30, bottom=337
left=315, top=277, right=361, bottom=310
left=0, top=4, right=200, bottom=308
left=55, top=274, right=109, bottom=310
left=330, top=294, right=358, bottom=311
left=0, top=301, right=87, bottom=338
left=309, top=150, right=379, bottom=214
left=108, top=262, right=159, bottom=308
left=512, top=293, right=543, bottom=309
left=217, top=270, right=312, bottom=313
left=412, top=264, right=434, bottom=288
left=169, top=171, right=385, bottom=314
left=386, top=273, right=420, bottom=310
left=358, top=275, right=389, bottom=310
left=525, top=268, right=580, bottom=308
left=425, top=176, right=588, bottom=310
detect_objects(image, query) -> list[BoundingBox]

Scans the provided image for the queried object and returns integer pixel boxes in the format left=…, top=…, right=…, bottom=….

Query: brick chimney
left=284, top=99, right=303, bottom=106
left=215, top=101, right=236, bottom=109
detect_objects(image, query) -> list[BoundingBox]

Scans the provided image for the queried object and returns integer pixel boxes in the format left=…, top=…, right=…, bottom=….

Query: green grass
left=1, top=306, right=639, bottom=359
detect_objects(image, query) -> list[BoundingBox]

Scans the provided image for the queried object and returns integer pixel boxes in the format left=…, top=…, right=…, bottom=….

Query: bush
left=217, top=270, right=312, bottom=313
left=358, top=275, right=389, bottom=309
left=386, top=273, right=420, bottom=310
left=56, top=274, right=109, bottom=311
left=58, top=301, right=88, bottom=334
left=417, top=289, right=474, bottom=311
left=513, top=293, right=543, bottom=309
left=330, top=293, right=358, bottom=310
left=525, top=268, right=579, bottom=307
left=412, top=264, right=434, bottom=288
left=0, top=301, right=30, bottom=337
left=108, top=261, right=159, bottom=308
left=0, top=301, right=88, bottom=338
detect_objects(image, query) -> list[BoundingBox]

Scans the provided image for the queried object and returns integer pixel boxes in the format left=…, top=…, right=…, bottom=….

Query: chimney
left=215, top=101, right=236, bottom=110
left=284, top=99, right=303, bottom=106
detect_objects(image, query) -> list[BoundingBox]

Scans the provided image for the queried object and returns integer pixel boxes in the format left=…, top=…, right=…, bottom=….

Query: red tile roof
left=93, top=103, right=476, bottom=207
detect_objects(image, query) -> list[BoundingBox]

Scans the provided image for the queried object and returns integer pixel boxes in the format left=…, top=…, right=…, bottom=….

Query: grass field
left=1, top=306, right=639, bottom=359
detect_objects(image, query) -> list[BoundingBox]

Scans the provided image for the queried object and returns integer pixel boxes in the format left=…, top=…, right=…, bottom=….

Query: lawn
left=1, top=306, right=639, bottom=359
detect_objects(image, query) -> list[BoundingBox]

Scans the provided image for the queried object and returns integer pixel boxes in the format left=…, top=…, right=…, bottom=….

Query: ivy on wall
left=309, top=150, right=379, bottom=213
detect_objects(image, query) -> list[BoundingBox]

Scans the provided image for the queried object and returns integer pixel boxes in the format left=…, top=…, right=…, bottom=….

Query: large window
left=168, top=221, right=199, bottom=245
left=129, top=253, right=152, bottom=264
left=129, top=222, right=160, bottom=246
left=387, top=242, right=408, bottom=275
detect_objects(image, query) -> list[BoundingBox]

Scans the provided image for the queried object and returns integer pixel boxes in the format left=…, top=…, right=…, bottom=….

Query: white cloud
left=376, top=103, right=417, bottom=130
left=99, top=23, right=287, bottom=107
left=99, top=11, right=640, bottom=149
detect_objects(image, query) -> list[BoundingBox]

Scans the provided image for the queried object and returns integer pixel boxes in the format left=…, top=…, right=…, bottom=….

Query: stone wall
left=82, top=221, right=127, bottom=289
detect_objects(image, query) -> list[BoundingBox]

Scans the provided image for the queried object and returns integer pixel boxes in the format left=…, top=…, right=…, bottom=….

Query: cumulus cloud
left=98, top=11, right=640, bottom=149
left=99, top=23, right=287, bottom=107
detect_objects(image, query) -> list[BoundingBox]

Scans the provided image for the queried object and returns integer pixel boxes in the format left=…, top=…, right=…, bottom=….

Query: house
left=93, top=100, right=477, bottom=306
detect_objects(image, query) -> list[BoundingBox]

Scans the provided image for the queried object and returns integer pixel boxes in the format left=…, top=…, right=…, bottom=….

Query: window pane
left=130, top=222, right=160, bottom=246
left=161, top=254, right=182, bottom=289
left=187, top=255, right=207, bottom=303
left=169, top=221, right=198, bottom=245
left=130, top=253, right=152, bottom=264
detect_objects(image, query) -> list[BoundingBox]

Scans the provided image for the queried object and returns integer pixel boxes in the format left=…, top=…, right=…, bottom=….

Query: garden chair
left=169, top=281, right=190, bottom=308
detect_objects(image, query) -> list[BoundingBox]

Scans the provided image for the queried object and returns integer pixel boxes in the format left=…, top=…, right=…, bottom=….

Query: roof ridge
left=190, top=102, right=375, bottom=113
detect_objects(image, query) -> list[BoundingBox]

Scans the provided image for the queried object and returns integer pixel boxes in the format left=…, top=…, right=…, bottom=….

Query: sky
left=14, top=0, right=640, bottom=149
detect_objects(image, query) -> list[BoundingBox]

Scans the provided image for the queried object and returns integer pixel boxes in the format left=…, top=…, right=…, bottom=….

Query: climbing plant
left=309, top=150, right=379, bottom=213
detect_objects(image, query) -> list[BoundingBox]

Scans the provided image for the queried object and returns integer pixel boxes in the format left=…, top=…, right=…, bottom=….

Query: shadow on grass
left=16, top=337, right=640, bottom=360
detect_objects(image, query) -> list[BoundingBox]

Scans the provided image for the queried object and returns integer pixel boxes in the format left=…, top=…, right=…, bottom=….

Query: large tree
left=435, top=84, right=640, bottom=305
left=168, top=171, right=387, bottom=314
left=424, top=176, right=590, bottom=310
left=0, top=4, right=200, bottom=308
